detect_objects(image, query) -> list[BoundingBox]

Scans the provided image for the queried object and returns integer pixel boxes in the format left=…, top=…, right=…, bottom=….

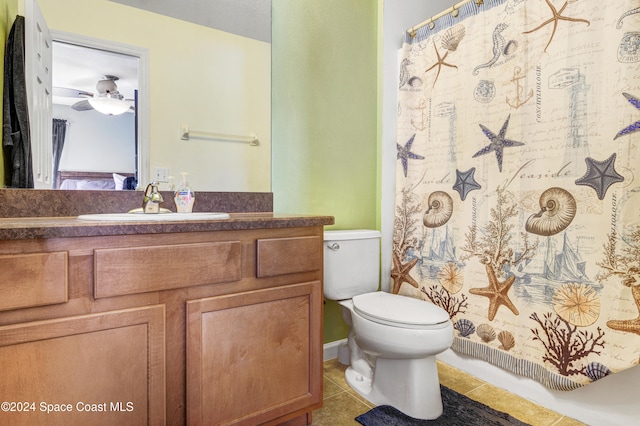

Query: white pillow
left=78, top=179, right=115, bottom=190
left=113, top=173, right=126, bottom=190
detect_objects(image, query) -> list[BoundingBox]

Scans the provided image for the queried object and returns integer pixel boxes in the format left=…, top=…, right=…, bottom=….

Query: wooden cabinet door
left=0, top=305, right=165, bottom=426
left=186, top=282, right=322, bottom=426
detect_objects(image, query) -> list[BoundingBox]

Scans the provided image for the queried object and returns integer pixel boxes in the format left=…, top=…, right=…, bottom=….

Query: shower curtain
left=394, top=0, right=640, bottom=390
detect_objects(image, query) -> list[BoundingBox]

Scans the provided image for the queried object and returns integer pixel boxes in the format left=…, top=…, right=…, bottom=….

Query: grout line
left=321, top=388, right=371, bottom=409
left=549, top=416, right=564, bottom=426
left=322, top=388, right=348, bottom=401
left=462, top=381, right=487, bottom=396
left=324, top=375, right=350, bottom=392
left=323, top=370, right=375, bottom=408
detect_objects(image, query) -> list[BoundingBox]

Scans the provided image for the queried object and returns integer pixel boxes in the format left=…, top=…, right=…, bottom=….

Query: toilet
left=324, top=229, right=454, bottom=420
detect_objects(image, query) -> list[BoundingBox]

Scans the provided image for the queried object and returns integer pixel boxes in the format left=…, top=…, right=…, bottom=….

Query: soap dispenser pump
left=174, top=172, right=195, bottom=213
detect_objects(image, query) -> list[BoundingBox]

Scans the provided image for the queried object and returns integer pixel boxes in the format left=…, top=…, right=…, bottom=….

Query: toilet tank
left=324, top=229, right=381, bottom=300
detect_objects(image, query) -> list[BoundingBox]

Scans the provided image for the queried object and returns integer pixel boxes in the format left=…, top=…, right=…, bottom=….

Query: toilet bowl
left=324, top=230, right=454, bottom=420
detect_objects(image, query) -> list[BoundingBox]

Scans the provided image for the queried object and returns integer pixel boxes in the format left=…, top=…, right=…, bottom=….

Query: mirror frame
left=49, top=29, right=150, bottom=189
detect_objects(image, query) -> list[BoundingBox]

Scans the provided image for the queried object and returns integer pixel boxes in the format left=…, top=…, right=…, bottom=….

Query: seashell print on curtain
left=394, top=0, right=640, bottom=390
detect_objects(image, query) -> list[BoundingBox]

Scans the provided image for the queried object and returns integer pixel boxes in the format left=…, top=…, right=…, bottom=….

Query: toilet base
left=344, top=355, right=443, bottom=420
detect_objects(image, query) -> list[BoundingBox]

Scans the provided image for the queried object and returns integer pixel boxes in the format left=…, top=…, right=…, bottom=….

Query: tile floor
left=312, top=358, right=586, bottom=426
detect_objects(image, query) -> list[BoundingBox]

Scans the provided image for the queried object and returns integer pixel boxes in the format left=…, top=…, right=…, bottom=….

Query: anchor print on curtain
left=393, top=0, right=640, bottom=390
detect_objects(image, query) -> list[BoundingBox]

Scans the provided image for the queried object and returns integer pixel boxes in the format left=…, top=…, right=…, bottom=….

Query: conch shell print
left=423, top=191, right=454, bottom=228
left=525, top=187, right=576, bottom=236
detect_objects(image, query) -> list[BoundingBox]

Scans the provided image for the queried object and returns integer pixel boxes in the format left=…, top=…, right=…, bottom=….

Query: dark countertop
left=0, top=213, right=335, bottom=240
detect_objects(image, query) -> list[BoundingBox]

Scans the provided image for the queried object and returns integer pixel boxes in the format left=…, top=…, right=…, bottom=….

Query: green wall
left=272, top=1, right=380, bottom=343
left=1, top=0, right=19, bottom=184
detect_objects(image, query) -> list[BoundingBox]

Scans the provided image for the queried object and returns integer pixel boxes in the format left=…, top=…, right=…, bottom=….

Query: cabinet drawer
left=0, top=252, right=68, bottom=312
left=256, top=236, right=321, bottom=277
left=95, top=241, right=241, bottom=298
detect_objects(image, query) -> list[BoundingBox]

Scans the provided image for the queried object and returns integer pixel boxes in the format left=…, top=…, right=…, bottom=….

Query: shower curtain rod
left=407, top=0, right=481, bottom=38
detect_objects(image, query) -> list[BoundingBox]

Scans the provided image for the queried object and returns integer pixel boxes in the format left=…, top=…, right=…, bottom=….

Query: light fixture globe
left=88, top=75, right=131, bottom=115
left=88, top=93, right=130, bottom=115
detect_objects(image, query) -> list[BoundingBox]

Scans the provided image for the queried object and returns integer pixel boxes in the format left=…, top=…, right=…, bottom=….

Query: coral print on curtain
left=394, top=0, right=640, bottom=390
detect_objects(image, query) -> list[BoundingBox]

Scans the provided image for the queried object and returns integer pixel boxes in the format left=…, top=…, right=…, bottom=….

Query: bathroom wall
left=272, top=0, right=379, bottom=228
left=53, top=104, right=135, bottom=175
left=271, top=0, right=379, bottom=342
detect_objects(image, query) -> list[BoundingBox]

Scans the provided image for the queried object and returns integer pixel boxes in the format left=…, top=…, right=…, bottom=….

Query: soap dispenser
left=174, top=172, right=195, bottom=213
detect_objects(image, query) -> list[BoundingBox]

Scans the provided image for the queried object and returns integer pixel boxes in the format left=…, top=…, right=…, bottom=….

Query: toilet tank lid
left=353, top=292, right=450, bottom=327
left=324, top=229, right=381, bottom=241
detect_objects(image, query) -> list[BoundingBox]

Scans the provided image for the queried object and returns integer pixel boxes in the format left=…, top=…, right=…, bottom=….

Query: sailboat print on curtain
left=542, top=233, right=588, bottom=283
left=512, top=233, right=588, bottom=282
left=511, top=232, right=601, bottom=308
left=426, top=225, right=457, bottom=264
left=420, top=225, right=460, bottom=276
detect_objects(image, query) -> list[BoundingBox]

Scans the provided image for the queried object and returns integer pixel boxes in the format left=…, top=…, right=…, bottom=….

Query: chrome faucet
left=142, top=182, right=163, bottom=213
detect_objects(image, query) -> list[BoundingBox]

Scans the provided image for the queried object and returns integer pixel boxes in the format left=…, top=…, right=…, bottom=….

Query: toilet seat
left=352, top=292, right=451, bottom=330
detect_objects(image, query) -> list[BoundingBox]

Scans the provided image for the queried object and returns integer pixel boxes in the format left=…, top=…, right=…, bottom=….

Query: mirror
left=34, top=0, right=271, bottom=192
left=50, top=37, right=142, bottom=190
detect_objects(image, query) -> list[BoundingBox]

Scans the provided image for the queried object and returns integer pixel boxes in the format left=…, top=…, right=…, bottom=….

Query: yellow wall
left=1, top=0, right=19, bottom=185
left=272, top=1, right=380, bottom=342
left=33, top=0, right=271, bottom=192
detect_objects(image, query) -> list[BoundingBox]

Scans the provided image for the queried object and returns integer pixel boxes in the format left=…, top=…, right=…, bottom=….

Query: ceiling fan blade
left=71, top=99, right=94, bottom=111
left=53, top=87, right=93, bottom=98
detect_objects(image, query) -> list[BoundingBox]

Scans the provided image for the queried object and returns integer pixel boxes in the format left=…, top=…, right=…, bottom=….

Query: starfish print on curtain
left=397, top=133, right=424, bottom=177
left=472, top=114, right=524, bottom=172
left=614, top=92, right=640, bottom=140
left=523, top=0, right=591, bottom=53
left=574, top=153, right=624, bottom=200
left=453, top=167, right=481, bottom=201
left=425, top=41, right=458, bottom=88
left=469, top=264, right=519, bottom=321
left=391, top=251, right=419, bottom=294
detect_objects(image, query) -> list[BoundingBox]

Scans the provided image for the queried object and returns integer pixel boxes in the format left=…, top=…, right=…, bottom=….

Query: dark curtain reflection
left=52, top=118, right=67, bottom=188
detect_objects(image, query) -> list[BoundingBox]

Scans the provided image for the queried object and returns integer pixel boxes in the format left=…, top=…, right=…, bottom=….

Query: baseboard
left=323, top=338, right=348, bottom=361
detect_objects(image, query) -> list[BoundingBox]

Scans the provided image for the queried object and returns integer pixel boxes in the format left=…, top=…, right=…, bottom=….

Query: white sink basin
left=77, top=212, right=230, bottom=222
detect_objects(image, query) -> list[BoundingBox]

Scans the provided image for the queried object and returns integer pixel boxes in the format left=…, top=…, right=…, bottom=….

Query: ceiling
left=52, top=0, right=271, bottom=108
left=110, top=0, right=272, bottom=43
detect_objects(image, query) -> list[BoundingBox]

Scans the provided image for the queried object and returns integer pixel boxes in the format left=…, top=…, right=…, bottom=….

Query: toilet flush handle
left=327, top=242, right=340, bottom=251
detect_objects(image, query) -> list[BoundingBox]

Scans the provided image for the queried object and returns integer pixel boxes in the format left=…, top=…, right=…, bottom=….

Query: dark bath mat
left=355, top=385, right=531, bottom=426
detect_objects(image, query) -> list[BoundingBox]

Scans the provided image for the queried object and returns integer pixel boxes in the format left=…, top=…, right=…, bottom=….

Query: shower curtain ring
left=428, top=19, right=435, bottom=30
left=452, top=5, right=459, bottom=18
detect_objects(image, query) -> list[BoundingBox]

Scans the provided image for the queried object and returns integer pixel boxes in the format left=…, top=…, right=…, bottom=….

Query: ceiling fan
left=53, top=75, right=134, bottom=116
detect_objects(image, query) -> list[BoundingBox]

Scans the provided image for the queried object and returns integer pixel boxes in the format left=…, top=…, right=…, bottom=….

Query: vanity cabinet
left=0, top=222, right=326, bottom=426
